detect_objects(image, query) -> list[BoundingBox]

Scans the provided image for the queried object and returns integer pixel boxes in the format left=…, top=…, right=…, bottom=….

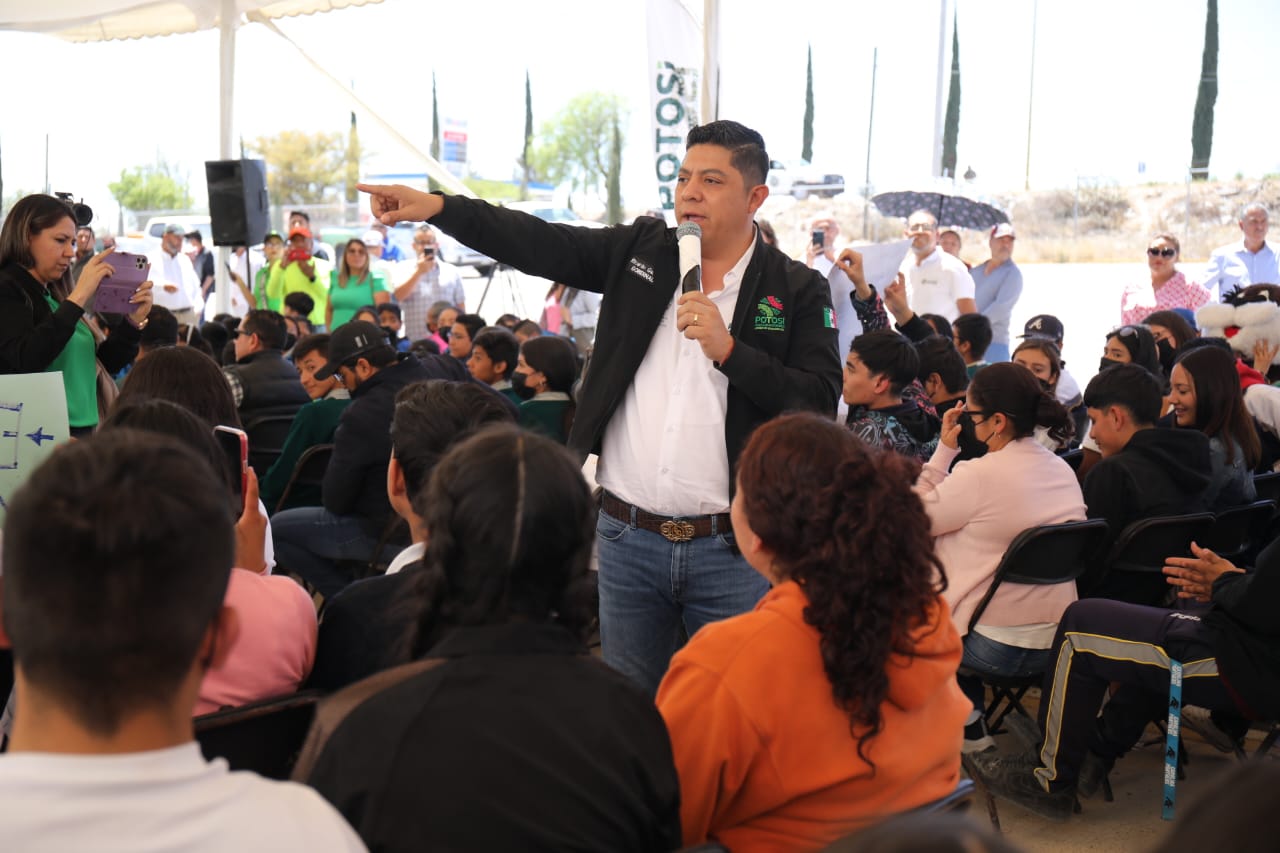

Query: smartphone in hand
left=214, top=425, right=249, bottom=512
left=95, top=252, right=150, bottom=314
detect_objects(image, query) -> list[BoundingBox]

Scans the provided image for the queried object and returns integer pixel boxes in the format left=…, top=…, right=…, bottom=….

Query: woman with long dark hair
left=0, top=194, right=153, bottom=435
left=657, top=412, right=969, bottom=851
left=914, top=363, right=1086, bottom=752
left=1171, top=346, right=1260, bottom=508
left=299, top=427, right=682, bottom=851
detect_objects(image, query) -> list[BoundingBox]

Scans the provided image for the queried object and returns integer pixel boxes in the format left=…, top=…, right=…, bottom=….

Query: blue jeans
left=959, top=630, right=1053, bottom=711
left=985, top=341, right=1011, bottom=363
left=271, top=507, right=396, bottom=601
left=595, top=509, right=770, bottom=697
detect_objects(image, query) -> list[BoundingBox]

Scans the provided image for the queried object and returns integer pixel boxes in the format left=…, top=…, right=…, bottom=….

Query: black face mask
left=1038, top=378, right=1054, bottom=394
left=1156, top=339, right=1176, bottom=374
left=440, top=326, right=451, bottom=342
left=1099, top=356, right=1126, bottom=373
left=958, top=412, right=984, bottom=449
left=510, top=370, right=537, bottom=400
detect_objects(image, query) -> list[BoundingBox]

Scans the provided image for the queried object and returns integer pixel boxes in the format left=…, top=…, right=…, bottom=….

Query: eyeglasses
left=1147, top=247, right=1176, bottom=258
left=1114, top=325, right=1140, bottom=340
left=231, top=329, right=248, bottom=339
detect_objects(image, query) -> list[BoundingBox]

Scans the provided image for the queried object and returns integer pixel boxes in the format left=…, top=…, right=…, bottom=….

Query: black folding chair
left=194, top=690, right=324, bottom=780
left=243, top=412, right=301, bottom=477
left=959, top=519, right=1110, bottom=734
left=1083, top=513, right=1217, bottom=606
left=1252, top=471, right=1280, bottom=505
left=272, top=443, right=334, bottom=514
left=1056, top=448, right=1084, bottom=472
left=1201, top=500, right=1277, bottom=563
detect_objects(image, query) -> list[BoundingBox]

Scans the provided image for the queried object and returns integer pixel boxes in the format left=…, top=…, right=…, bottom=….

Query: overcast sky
left=1, top=0, right=1276, bottom=229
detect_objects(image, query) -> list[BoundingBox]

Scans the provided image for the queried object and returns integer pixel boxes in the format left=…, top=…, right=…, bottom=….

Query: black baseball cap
left=1020, top=314, right=1065, bottom=343
left=314, top=321, right=392, bottom=380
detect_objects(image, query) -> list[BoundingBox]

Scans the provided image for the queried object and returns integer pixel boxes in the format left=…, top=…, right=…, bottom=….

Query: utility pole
left=863, top=48, right=878, bottom=241
left=931, top=0, right=947, bottom=177
left=1024, top=0, right=1038, bottom=191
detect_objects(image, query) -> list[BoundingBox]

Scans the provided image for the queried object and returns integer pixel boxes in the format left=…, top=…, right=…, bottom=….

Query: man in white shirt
left=354, top=120, right=842, bottom=696
left=900, top=209, right=977, bottom=322
left=1203, top=203, right=1279, bottom=300
left=393, top=225, right=466, bottom=340
left=147, top=223, right=204, bottom=325
left=0, top=430, right=364, bottom=852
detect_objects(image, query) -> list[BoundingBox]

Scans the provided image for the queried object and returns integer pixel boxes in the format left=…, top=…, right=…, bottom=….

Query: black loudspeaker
left=205, top=159, right=270, bottom=246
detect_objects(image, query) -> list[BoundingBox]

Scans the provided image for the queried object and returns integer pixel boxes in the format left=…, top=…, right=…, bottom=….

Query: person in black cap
left=1020, top=313, right=1087, bottom=441
left=968, top=536, right=1280, bottom=822
left=270, top=320, right=471, bottom=601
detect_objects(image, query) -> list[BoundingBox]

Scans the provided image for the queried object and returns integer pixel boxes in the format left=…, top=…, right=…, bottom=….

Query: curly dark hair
left=735, top=412, right=946, bottom=769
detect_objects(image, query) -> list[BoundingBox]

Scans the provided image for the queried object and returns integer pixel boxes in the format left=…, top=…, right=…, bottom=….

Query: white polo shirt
left=901, top=247, right=975, bottom=322
left=596, top=236, right=755, bottom=516
left=147, top=249, right=204, bottom=315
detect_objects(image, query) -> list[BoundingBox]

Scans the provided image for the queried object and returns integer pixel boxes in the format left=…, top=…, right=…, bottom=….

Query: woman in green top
left=513, top=335, right=579, bottom=444
left=0, top=195, right=153, bottom=436
left=327, top=238, right=389, bottom=329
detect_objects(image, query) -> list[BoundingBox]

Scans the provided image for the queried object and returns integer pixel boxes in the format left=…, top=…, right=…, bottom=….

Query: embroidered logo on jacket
left=627, top=257, right=655, bottom=283
left=824, top=307, right=837, bottom=329
left=753, top=295, right=786, bottom=332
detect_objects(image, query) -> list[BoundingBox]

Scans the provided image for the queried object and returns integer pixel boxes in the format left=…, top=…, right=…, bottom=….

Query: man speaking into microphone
left=358, top=121, right=840, bottom=695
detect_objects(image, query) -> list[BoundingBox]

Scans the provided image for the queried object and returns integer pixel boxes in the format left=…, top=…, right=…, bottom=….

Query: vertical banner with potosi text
left=646, top=0, right=703, bottom=212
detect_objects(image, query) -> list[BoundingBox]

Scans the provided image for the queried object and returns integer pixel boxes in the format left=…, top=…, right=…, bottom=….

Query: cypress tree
left=429, top=72, right=441, bottom=192
left=520, top=71, right=533, bottom=200
left=1190, top=0, right=1218, bottom=180
left=941, top=14, right=961, bottom=179
left=801, top=45, right=814, bottom=162
left=607, top=118, right=623, bottom=225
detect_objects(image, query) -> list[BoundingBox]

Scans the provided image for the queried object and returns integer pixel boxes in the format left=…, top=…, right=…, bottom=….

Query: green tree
left=801, top=45, right=814, bottom=162
left=530, top=92, right=626, bottom=211
left=246, top=130, right=346, bottom=204
left=941, top=14, right=961, bottom=179
left=519, top=71, right=533, bottom=200
left=606, top=117, right=623, bottom=224
left=429, top=72, right=442, bottom=193
left=107, top=158, right=193, bottom=213
left=1190, top=0, right=1218, bottom=180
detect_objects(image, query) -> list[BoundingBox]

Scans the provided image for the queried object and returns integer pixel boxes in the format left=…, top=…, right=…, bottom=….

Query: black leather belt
left=601, top=491, right=731, bottom=543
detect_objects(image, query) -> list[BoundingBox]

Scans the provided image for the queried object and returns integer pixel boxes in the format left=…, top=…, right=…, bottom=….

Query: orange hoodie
left=657, top=580, right=968, bottom=852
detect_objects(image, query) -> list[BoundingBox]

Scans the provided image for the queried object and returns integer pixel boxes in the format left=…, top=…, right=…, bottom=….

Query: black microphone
left=677, top=222, right=702, bottom=294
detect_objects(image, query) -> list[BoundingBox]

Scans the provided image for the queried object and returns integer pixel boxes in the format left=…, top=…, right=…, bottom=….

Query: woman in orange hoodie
left=656, top=412, right=970, bottom=852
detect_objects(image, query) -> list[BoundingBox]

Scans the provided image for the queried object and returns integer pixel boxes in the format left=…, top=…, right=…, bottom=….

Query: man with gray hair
left=899, top=209, right=977, bottom=322
left=393, top=224, right=466, bottom=339
left=1203, top=203, right=1279, bottom=300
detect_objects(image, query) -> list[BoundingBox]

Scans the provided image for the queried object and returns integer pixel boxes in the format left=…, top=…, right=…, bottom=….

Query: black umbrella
left=871, top=191, right=1009, bottom=231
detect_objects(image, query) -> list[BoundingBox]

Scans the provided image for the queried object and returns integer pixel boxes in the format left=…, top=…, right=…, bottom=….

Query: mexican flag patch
left=824, top=307, right=837, bottom=329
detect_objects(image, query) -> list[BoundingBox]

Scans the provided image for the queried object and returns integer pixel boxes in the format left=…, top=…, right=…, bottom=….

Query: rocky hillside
left=758, top=178, right=1280, bottom=265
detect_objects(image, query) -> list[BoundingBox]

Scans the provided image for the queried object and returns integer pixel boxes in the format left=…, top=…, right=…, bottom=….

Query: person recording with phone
left=269, top=226, right=330, bottom=329
left=394, top=224, right=466, bottom=340
left=0, top=193, right=153, bottom=436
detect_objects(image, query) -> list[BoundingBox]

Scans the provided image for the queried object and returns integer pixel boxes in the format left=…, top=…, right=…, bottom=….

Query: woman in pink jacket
left=914, top=362, right=1086, bottom=753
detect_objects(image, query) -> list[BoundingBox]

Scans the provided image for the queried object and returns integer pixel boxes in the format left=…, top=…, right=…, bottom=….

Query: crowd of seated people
left=8, top=186, right=1280, bottom=852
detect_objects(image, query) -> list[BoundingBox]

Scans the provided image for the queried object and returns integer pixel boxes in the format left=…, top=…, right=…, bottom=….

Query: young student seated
left=913, top=363, right=1085, bottom=752
left=99, top=401, right=318, bottom=715
left=307, top=380, right=514, bottom=691
left=915, top=335, right=969, bottom=416
left=0, top=430, right=362, bottom=851
left=296, top=427, right=681, bottom=851
left=970, top=539, right=1280, bottom=822
left=1170, top=346, right=1260, bottom=509
left=952, top=313, right=993, bottom=378
left=658, top=413, right=969, bottom=850
left=1082, top=363, right=1212, bottom=543
left=843, top=329, right=940, bottom=462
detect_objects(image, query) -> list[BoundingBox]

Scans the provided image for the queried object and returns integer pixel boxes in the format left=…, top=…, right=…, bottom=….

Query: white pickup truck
left=766, top=160, right=845, bottom=200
